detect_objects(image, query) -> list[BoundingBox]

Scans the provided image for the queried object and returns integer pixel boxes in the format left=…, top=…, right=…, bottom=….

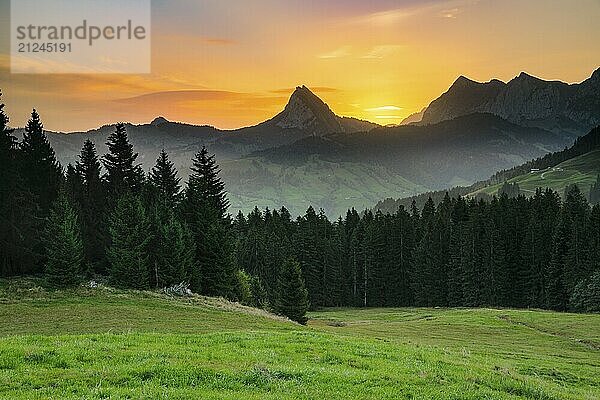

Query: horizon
left=0, top=0, right=599, bottom=132
left=4, top=67, right=600, bottom=133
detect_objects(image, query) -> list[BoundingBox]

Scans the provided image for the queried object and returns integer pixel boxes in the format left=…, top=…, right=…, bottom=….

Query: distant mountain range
left=414, top=68, right=600, bottom=135
left=18, top=68, right=600, bottom=217
left=375, top=125, right=600, bottom=214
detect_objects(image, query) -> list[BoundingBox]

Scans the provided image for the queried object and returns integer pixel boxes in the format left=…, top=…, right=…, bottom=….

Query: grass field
left=471, top=150, right=600, bottom=198
left=221, top=157, right=427, bottom=217
left=1, top=279, right=599, bottom=399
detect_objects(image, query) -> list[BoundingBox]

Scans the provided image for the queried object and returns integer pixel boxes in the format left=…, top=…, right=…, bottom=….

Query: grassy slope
left=221, top=157, right=427, bottom=218
left=1, top=279, right=599, bottom=399
left=471, top=150, right=600, bottom=198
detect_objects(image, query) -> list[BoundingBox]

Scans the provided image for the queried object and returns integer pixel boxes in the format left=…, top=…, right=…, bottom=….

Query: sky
left=0, top=0, right=599, bottom=132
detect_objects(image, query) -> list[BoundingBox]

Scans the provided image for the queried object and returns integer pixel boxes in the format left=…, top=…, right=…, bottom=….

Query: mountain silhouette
left=419, top=68, right=600, bottom=135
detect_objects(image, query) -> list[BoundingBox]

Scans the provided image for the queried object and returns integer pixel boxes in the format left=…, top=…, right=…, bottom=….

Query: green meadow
left=1, top=279, right=599, bottom=399
left=472, top=149, right=600, bottom=198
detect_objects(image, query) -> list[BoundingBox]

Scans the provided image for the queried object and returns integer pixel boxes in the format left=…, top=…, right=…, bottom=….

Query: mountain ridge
left=419, top=67, right=600, bottom=134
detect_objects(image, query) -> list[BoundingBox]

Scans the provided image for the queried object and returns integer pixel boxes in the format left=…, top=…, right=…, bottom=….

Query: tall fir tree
left=149, top=149, right=182, bottom=208
left=147, top=205, right=195, bottom=288
left=76, top=139, right=107, bottom=272
left=546, top=208, right=571, bottom=311
left=43, top=190, right=84, bottom=285
left=185, top=146, right=229, bottom=219
left=562, top=185, right=592, bottom=296
left=65, top=164, right=84, bottom=206
left=276, top=258, right=310, bottom=324
left=20, top=109, right=62, bottom=212
left=102, top=123, right=144, bottom=196
left=107, top=194, right=150, bottom=289
left=182, top=147, right=237, bottom=298
left=0, top=96, right=38, bottom=276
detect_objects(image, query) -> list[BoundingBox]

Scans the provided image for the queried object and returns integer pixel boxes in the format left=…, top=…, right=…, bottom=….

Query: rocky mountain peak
left=452, top=75, right=477, bottom=88
left=274, top=85, right=344, bottom=134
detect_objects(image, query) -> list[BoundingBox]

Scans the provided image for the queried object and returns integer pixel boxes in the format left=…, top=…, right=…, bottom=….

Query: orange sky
left=0, top=0, right=599, bottom=132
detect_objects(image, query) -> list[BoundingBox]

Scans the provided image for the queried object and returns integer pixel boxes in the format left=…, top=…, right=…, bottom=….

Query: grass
left=472, top=150, right=600, bottom=198
left=221, top=156, right=427, bottom=218
left=1, top=278, right=599, bottom=399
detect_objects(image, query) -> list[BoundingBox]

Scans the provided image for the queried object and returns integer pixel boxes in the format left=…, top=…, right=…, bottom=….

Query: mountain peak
left=511, top=71, right=542, bottom=84
left=452, top=75, right=477, bottom=87
left=151, top=116, right=169, bottom=126
left=274, top=85, right=344, bottom=134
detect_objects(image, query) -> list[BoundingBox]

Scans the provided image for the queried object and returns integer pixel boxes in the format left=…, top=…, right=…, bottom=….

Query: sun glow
left=0, top=0, right=598, bottom=131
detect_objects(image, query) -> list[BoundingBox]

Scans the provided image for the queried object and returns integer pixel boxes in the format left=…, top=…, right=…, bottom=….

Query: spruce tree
left=186, top=146, right=229, bottom=219
left=182, top=147, right=236, bottom=298
left=148, top=205, right=195, bottom=288
left=562, top=185, right=592, bottom=295
left=0, top=93, right=36, bottom=276
left=76, top=139, right=107, bottom=271
left=20, top=109, right=62, bottom=213
left=546, top=209, right=571, bottom=311
left=107, top=194, right=150, bottom=289
left=276, top=258, right=310, bottom=324
left=65, top=164, right=84, bottom=206
left=103, top=123, right=144, bottom=196
left=43, top=190, right=83, bottom=285
left=149, top=149, right=182, bottom=208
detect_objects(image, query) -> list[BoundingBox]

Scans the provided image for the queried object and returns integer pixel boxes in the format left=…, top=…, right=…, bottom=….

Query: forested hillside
left=377, top=125, right=600, bottom=213
left=1, top=96, right=599, bottom=315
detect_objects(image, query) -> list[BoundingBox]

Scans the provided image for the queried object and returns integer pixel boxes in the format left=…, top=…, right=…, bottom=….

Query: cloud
left=361, top=45, right=404, bottom=59
left=203, top=37, right=236, bottom=46
left=375, top=115, right=403, bottom=119
left=351, top=0, right=479, bottom=25
left=112, top=90, right=287, bottom=114
left=318, top=46, right=352, bottom=59
left=366, top=105, right=403, bottom=112
left=440, top=8, right=460, bottom=18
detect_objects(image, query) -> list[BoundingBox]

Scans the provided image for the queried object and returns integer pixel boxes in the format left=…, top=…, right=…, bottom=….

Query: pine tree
left=149, top=149, right=182, bottom=208
left=0, top=92, right=34, bottom=276
left=107, top=194, right=150, bottom=289
left=546, top=209, right=571, bottom=311
left=569, top=270, right=600, bottom=312
left=65, top=163, right=84, bottom=206
left=276, top=258, right=309, bottom=324
left=195, top=221, right=238, bottom=297
left=103, top=123, right=144, bottom=196
left=147, top=205, right=195, bottom=288
left=296, top=206, right=325, bottom=307
left=20, top=109, right=62, bottom=213
left=562, top=185, right=592, bottom=295
left=43, top=190, right=83, bottom=285
left=185, top=146, right=229, bottom=219
left=182, top=147, right=237, bottom=297
left=76, top=140, right=107, bottom=271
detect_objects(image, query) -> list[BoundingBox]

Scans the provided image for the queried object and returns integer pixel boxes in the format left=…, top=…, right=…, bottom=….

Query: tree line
left=235, top=187, right=600, bottom=312
left=0, top=98, right=309, bottom=322
left=1, top=95, right=599, bottom=320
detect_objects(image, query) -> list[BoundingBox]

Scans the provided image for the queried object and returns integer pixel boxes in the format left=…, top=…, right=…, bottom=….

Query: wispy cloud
left=361, top=45, right=404, bottom=59
left=203, top=37, right=236, bottom=46
left=351, top=0, right=479, bottom=25
left=440, top=8, right=460, bottom=18
left=366, top=105, right=403, bottom=112
left=318, top=46, right=352, bottom=59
